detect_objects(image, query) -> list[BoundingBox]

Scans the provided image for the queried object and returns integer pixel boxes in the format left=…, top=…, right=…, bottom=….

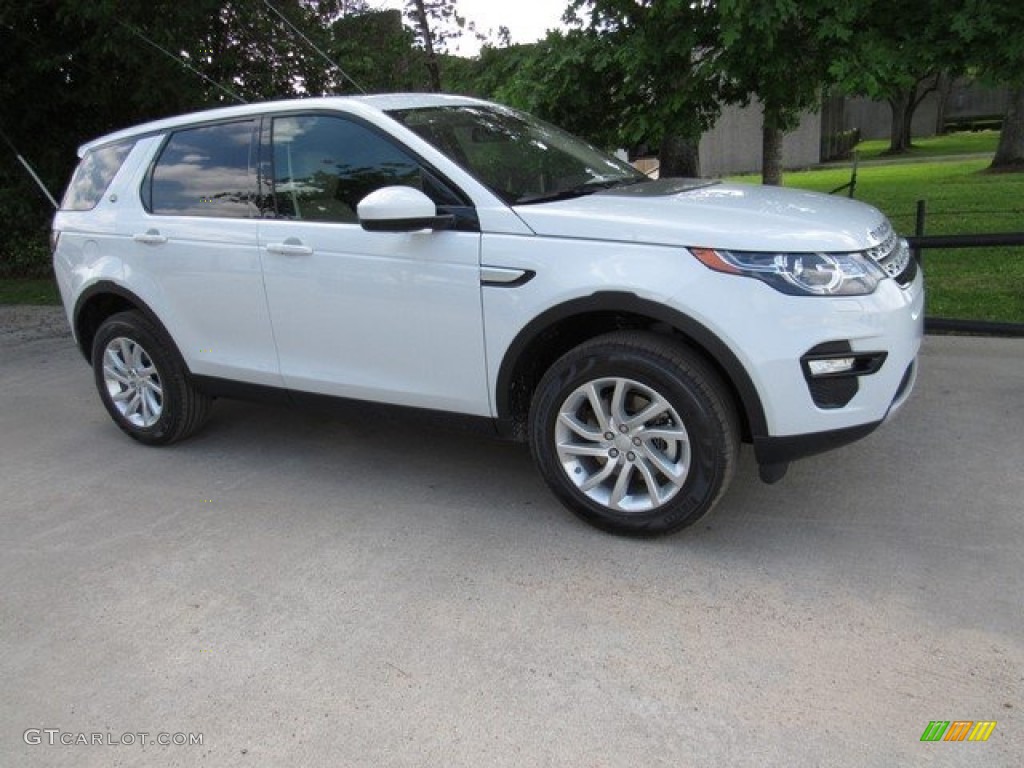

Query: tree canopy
left=2, top=0, right=1021, bottom=275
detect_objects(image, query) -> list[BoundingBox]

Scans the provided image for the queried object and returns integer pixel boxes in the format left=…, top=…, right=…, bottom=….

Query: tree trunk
left=762, top=106, right=784, bottom=186
left=991, top=86, right=1024, bottom=170
left=934, top=72, right=954, bottom=135
left=888, top=93, right=911, bottom=154
left=658, top=134, right=700, bottom=178
left=409, top=0, right=442, bottom=92
left=901, top=87, right=916, bottom=149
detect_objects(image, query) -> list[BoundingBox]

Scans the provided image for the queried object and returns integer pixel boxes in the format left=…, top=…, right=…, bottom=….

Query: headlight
left=690, top=247, right=885, bottom=296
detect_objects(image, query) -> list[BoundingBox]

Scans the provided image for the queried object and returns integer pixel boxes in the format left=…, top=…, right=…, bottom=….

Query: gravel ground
left=0, top=305, right=70, bottom=346
left=2, top=306, right=1021, bottom=767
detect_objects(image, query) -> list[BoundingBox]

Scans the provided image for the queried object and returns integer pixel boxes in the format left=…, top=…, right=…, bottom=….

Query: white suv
left=52, top=94, right=923, bottom=536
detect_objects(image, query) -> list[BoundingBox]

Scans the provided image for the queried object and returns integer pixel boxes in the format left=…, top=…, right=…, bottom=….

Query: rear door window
left=61, top=140, right=136, bottom=211
left=148, top=120, right=257, bottom=218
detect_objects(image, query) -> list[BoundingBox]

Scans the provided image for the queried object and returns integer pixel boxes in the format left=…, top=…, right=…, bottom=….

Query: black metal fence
left=908, top=199, right=1024, bottom=337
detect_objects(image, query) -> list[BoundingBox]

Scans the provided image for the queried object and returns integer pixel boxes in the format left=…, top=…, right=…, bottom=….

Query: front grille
left=864, top=230, right=916, bottom=287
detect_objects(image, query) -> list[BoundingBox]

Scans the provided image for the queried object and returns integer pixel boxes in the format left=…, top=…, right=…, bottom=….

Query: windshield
left=387, top=104, right=647, bottom=205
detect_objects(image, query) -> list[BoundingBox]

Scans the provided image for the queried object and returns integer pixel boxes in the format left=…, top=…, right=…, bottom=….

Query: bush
left=0, top=238, right=51, bottom=279
left=0, top=167, right=55, bottom=278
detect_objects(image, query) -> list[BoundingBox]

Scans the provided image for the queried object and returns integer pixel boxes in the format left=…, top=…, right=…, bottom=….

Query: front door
left=258, top=113, right=489, bottom=416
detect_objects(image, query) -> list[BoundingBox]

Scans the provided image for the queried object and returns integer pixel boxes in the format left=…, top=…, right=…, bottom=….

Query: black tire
left=91, top=310, right=211, bottom=445
left=528, top=331, right=739, bottom=537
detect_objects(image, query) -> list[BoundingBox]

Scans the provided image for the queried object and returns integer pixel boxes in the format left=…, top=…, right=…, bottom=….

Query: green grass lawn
left=735, top=154, right=1024, bottom=323
left=0, top=277, right=60, bottom=305
left=854, top=130, right=1000, bottom=160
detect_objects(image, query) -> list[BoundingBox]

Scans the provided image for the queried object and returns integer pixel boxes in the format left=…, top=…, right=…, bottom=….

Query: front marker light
left=690, top=247, right=884, bottom=296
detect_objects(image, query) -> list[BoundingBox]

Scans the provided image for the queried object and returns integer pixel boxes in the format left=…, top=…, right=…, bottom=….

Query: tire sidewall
left=529, top=338, right=735, bottom=536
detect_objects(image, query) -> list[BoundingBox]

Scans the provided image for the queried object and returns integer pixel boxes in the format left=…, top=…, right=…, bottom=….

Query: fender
left=495, top=291, right=769, bottom=440
left=72, top=281, right=184, bottom=368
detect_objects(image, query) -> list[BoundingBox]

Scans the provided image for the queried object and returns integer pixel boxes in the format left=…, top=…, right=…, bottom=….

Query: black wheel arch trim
left=72, top=281, right=185, bottom=369
left=494, top=291, right=769, bottom=441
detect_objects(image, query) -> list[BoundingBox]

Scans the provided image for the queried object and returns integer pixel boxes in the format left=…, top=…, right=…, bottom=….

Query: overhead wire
left=0, top=125, right=59, bottom=209
left=114, top=20, right=249, bottom=104
left=261, top=0, right=367, bottom=94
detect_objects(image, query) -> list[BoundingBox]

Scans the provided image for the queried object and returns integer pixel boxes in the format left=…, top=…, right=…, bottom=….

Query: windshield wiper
left=514, top=176, right=648, bottom=205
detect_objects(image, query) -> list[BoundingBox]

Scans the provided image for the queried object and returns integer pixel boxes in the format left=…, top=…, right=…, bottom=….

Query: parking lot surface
left=1, top=307, right=1021, bottom=767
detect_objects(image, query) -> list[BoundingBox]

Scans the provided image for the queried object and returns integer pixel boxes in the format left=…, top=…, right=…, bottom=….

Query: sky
left=372, top=0, right=569, bottom=56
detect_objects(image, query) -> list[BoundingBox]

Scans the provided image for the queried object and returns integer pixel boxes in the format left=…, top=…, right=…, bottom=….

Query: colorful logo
left=920, top=721, right=997, bottom=742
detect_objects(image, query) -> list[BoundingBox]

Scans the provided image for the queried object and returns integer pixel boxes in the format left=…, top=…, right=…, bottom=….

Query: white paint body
left=53, top=94, right=923, bottom=445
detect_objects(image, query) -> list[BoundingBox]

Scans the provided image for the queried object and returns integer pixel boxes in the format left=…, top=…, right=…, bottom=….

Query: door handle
left=133, top=230, right=167, bottom=245
left=266, top=239, right=313, bottom=256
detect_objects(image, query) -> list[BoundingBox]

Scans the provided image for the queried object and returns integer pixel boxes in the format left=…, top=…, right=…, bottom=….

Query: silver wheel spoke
left=623, top=397, right=671, bottom=431
left=125, top=391, right=142, bottom=419
left=104, top=365, right=131, bottom=386
left=584, top=382, right=611, bottom=432
left=102, top=336, right=163, bottom=428
left=558, top=411, right=603, bottom=442
left=554, top=375, right=691, bottom=514
left=643, top=446, right=687, bottom=485
left=640, top=426, right=687, bottom=442
left=633, top=459, right=663, bottom=505
left=118, top=338, right=133, bottom=368
left=609, top=462, right=634, bottom=509
left=559, top=442, right=613, bottom=459
left=610, top=378, right=629, bottom=425
left=142, top=389, right=160, bottom=420
left=579, top=460, right=617, bottom=493
left=106, top=348, right=128, bottom=374
left=112, top=387, right=134, bottom=402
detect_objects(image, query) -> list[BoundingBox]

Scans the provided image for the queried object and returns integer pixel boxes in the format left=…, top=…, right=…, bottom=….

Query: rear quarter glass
left=61, top=139, right=136, bottom=211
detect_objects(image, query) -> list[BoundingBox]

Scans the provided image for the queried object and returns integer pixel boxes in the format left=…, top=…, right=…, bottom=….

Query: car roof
left=78, top=93, right=491, bottom=156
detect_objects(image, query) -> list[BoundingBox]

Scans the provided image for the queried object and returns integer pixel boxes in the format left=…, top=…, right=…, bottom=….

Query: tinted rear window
left=61, top=140, right=136, bottom=210
left=149, top=120, right=257, bottom=218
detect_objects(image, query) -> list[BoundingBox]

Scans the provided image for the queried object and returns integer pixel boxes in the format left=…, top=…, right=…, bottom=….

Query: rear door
left=127, top=119, right=281, bottom=386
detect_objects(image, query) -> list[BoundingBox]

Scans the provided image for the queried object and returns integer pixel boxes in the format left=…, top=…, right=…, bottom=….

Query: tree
left=328, top=8, right=426, bottom=93
left=404, top=0, right=480, bottom=92
left=462, top=32, right=629, bottom=150
left=830, top=0, right=968, bottom=155
left=717, top=1, right=858, bottom=184
left=948, top=0, right=1024, bottom=170
left=0, top=0, right=427, bottom=276
left=564, top=0, right=726, bottom=176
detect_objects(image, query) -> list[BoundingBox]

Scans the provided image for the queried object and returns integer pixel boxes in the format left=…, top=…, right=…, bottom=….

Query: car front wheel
left=529, top=331, right=739, bottom=537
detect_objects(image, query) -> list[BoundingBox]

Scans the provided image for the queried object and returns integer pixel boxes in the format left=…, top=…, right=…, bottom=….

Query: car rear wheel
left=529, top=331, right=739, bottom=537
left=92, top=311, right=211, bottom=445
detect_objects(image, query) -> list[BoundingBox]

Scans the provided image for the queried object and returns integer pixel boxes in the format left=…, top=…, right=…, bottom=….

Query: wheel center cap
left=613, top=434, right=634, bottom=452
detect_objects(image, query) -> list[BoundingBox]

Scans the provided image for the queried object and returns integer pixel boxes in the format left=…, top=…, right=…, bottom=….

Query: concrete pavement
left=1, top=307, right=1021, bottom=766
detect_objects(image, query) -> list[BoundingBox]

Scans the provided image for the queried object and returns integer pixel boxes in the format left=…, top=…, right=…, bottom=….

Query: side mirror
left=356, top=186, right=455, bottom=232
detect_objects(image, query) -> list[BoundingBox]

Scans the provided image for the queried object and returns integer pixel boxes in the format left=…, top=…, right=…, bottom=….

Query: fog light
left=807, top=357, right=857, bottom=376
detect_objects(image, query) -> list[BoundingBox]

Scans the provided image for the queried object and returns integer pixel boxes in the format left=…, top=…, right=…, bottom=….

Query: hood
left=511, top=179, right=893, bottom=253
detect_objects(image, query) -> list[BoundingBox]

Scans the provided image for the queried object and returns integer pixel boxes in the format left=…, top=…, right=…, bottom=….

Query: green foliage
left=949, top=0, right=1024, bottom=87
left=718, top=1, right=856, bottom=131
left=549, top=0, right=724, bottom=149
left=0, top=0, right=428, bottom=265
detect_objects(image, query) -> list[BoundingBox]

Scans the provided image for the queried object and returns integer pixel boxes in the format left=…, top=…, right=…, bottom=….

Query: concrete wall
left=699, top=100, right=821, bottom=177
left=841, top=80, right=1009, bottom=141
